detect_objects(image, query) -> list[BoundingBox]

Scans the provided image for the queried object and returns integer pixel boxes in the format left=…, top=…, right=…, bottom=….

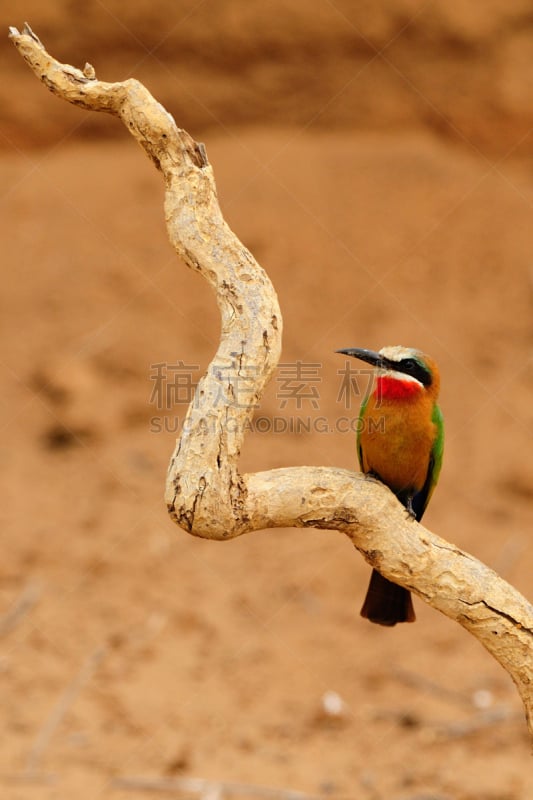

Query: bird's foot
left=405, top=496, right=417, bottom=520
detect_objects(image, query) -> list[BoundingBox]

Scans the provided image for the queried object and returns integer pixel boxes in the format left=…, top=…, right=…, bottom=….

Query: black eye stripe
left=395, top=358, right=432, bottom=387
left=381, top=356, right=431, bottom=387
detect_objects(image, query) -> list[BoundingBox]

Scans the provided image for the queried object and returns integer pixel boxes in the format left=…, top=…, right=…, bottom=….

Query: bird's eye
left=402, top=358, right=418, bottom=370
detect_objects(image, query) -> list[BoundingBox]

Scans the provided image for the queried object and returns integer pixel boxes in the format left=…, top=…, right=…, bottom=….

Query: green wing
left=412, top=402, right=444, bottom=520
left=356, top=392, right=370, bottom=471
left=430, top=402, right=444, bottom=488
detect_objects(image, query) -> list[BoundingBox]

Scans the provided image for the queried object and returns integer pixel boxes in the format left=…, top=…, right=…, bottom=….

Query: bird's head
left=336, top=345, right=440, bottom=400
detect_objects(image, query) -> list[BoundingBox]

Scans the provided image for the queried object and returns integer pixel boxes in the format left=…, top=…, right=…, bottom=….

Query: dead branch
left=24, top=646, right=106, bottom=776
left=112, top=775, right=322, bottom=800
left=0, top=581, right=40, bottom=637
left=370, top=704, right=521, bottom=741
left=9, top=23, right=533, bottom=740
left=430, top=706, right=521, bottom=740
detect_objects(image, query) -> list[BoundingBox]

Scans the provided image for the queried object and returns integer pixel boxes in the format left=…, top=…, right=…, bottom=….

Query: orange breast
left=359, top=390, right=436, bottom=494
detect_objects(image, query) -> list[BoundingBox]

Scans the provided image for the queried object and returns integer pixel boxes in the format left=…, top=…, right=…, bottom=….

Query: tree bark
left=10, top=23, right=533, bottom=739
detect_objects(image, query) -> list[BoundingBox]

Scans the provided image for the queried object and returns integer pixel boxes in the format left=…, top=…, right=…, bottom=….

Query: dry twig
left=112, top=775, right=322, bottom=800
left=431, top=706, right=520, bottom=740
left=371, top=704, right=520, bottom=741
left=0, top=581, right=40, bottom=637
left=391, top=666, right=475, bottom=708
left=24, top=646, right=106, bottom=776
left=9, top=23, right=533, bottom=741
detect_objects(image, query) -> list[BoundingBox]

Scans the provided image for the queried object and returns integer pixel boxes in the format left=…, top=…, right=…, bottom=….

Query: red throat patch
left=375, top=375, right=422, bottom=401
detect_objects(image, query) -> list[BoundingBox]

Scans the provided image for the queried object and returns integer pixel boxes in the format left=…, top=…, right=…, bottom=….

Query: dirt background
left=1, top=2, right=533, bottom=799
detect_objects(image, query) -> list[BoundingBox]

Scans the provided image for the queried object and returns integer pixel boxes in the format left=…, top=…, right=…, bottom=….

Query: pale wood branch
left=10, top=23, right=533, bottom=739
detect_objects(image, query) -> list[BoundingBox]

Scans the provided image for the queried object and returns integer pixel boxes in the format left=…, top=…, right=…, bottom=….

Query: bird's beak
left=335, top=347, right=384, bottom=368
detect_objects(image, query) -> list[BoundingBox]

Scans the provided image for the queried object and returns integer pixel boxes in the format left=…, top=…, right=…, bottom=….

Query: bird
left=336, top=345, right=444, bottom=626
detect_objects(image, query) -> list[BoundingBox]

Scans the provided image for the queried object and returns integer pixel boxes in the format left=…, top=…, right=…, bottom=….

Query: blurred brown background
left=1, top=2, right=533, bottom=799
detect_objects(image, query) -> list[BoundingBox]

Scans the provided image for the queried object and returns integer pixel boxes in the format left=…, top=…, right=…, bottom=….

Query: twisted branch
left=10, top=23, right=533, bottom=739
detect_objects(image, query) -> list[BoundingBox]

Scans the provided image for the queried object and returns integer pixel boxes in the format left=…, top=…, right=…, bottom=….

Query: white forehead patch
left=379, top=345, right=415, bottom=362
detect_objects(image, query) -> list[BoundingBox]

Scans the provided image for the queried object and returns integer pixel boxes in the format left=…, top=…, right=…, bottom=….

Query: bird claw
left=405, top=496, right=417, bottom=520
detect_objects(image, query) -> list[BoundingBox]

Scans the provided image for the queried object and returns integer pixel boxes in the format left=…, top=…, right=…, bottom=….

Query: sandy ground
left=2, top=3, right=533, bottom=800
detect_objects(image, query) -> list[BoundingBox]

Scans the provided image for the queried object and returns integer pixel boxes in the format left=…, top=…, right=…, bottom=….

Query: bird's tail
left=360, top=568, right=415, bottom=626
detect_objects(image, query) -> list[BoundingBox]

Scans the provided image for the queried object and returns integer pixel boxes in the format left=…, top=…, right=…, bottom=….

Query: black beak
left=335, top=347, right=384, bottom=369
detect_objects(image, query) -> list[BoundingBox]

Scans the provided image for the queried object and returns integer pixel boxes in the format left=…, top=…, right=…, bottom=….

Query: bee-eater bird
left=336, top=345, right=444, bottom=626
